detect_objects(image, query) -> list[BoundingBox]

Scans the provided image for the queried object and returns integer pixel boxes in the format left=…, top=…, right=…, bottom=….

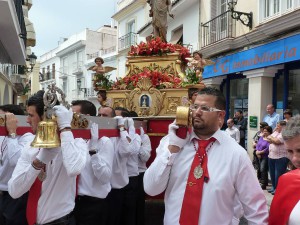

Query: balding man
left=225, top=118, right=240, bottom=143
left=263, top=104, right=280, bottom=130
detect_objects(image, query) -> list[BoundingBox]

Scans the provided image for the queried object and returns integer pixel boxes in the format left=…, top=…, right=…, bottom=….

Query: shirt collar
left=189, top=128, right=223, bottom=145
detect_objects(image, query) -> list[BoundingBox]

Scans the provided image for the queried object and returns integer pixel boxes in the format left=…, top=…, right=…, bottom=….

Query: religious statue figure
left=89, top=57, right=105, bottom=74
left=147, top=0, right=174, bottom=43
left=186, top=51, right=214, bottom=82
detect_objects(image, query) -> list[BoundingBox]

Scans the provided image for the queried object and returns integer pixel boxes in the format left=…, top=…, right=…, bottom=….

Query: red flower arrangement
left=112, top=68, right=182, bottom=90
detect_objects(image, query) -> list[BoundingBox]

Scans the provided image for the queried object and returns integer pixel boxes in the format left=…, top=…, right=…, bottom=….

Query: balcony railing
left=118, top=32, right=137, bottom=51
left=201, top=10, right=235, bottom=47
left=72, top=61, right=83, bottom=75
left=59, top=67, right=68, bottom=78
left=14, top=0, right=27, bottom=47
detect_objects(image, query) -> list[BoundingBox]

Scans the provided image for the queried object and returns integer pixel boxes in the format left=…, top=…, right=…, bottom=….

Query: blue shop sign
left=203, top=34, right=300, bottom=78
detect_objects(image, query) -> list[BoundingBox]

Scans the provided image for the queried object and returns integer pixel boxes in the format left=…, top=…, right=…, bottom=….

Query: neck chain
left=0, top=137, right=8, bottom=166
left=192, top=139, right=214, bottom=166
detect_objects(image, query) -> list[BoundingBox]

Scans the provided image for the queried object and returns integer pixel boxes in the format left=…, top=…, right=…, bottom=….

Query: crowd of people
left=1, top=86, right=300, bottom=224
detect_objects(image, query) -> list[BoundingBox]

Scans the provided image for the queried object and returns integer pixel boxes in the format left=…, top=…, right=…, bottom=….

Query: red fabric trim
left=269, top=169, right=300, bottom=225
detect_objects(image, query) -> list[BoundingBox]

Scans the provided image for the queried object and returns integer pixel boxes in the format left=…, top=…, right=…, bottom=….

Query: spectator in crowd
left=225, top=118, right=240, bottom=143
left=144, top=87, right=268, bottom=225
left=283, top=109, right=293, bottom=122
left=97, top=90, right=107, bottom=108
left=234, top=110, right=247, bottom=149
left=269, top=115, right=300, bottom=225
left=188, top=88, right=199, bottom=105
left=263, top=104, right=280, bottom=130
left=255, top=126, right=272, bottom=190
left=267, top=120, right=289, bottom=195
left=252, top=122, right=268, bottom=175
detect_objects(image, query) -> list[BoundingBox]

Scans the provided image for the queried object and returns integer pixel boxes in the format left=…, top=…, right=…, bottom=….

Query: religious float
left=92, top=37, right=207, bottom=170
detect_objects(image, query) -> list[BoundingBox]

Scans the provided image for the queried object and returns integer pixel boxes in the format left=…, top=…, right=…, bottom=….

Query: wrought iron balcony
left=201, top=10, right=235, bottom=47
left=72, top=61, right=83, bottom=75
left=118, top=32, right=137, bottom=51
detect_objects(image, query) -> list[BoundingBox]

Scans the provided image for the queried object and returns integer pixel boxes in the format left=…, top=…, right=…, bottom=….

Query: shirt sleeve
left=234, top=152, right=269, bottom=225
left=8, top=146, right=40, bottom=199
left=90, top=137, right=114, bottom=185
left=60, top=131, right=87, bottom=177
left=6, top=133, right=34, bottom=166
left=143, top=136, right=177, bottom=196
left=139, top=134, right=151, bottom=163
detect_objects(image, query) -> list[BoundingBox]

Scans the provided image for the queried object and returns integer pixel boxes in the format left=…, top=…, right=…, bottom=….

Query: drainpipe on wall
left=198, top=0, right=201, bottom=50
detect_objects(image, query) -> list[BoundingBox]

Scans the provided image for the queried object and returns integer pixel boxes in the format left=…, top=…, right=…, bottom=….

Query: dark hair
left=188, top=88, right=199, bottom=100
left=115, top=106, right=130, bottom=117
left=193, top=51, right=202, bottom=58
left=99, top=106, right=116, bottom=117
left=0, top=104, right=25, bottom=115
left=95, top=57, right=104, bottom=64
left=71, top=100, right=96, bottom=116
left=259, top=122, right=268, bottom=128
left=27, top=90, right=45, bottom=119
left=198, top=87, right=226, bottom=110
left=129, top=111, right=138, bottom=117
left=97, top=90, right=107, bottom=101
left=263, top=126, right=273, bottom=134
left=283, top=109, right=293, bottom=116
left=236, top=109, right=243, bottom=114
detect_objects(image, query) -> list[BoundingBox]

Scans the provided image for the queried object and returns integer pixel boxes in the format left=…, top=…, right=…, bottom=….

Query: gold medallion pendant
left=193, top=165, right=203, bottom=179
left=38, top=169, right=47, bottom=182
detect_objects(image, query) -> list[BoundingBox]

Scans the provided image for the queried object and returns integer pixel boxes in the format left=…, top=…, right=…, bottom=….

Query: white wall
left=168, top=2, right=199, bottom=49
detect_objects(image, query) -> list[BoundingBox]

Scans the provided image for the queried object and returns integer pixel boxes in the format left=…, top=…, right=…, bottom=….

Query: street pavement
left=144, top=187, right=274, bottom=225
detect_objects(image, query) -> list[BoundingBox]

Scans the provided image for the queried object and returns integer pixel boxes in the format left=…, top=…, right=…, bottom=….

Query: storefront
left=203, top=33, right=300, bottom=152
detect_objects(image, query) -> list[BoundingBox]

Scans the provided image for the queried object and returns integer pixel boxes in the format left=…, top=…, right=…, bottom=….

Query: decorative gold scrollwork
left=71, top=114, right=89, bottom=129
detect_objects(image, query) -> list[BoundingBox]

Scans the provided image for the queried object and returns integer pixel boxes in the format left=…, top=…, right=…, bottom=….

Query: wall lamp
left=25, top=52, right=37, bottom=72
left=228, top=0, right=253, bottom=29
left=76, top=79, right=87, bottom=94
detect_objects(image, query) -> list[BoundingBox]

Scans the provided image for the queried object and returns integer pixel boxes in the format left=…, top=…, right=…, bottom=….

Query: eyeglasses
left=190, top=104, right=222, bottom=112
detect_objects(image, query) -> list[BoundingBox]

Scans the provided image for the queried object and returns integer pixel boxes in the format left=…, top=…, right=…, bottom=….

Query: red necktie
left=26, top=178, right=42, bottom=225
left=179, top=137, right=215, bottom=225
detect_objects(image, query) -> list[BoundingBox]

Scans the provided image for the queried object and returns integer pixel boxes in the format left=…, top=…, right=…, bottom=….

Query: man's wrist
left=60, top=127, right=71, bottom=132
left=32, top=158, right=45, bottom=170
left=8, top=132, right=17, bottom=138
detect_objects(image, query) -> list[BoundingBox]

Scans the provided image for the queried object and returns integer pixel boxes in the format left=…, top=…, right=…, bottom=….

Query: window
left=127, top=20, right=135, bottom=33
left=261, top=0, right=299, bottom=20
left=62, top=78, right=67, bottom=94
left=52, top=64, right=55, bottom=79
left=288, top=69, right=300, bottom=116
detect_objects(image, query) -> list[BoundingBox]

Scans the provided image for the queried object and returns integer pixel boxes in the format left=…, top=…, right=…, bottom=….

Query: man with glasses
left=144, top=87, right=268, bottom=225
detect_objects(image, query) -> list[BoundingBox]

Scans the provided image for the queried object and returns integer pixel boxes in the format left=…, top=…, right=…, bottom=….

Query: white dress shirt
left=0, top=133, right=34, bottom=191
left=225, top=126, right=240, bottom=143
left=138, top=134, right=151, bottom=173
left=8, top=131, right=87, bottom=224
left=110, top=131, right=140, bottom=189
left=127, top=133, right=141, bottom=177
left=289, top=201, right=300, bottom=225
left=144, top=129, right=268, bottom=225
left=78, top=137, right=114, bottom=198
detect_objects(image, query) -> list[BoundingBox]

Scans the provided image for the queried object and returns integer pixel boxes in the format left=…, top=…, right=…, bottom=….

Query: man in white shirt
left=144, top=87, right=268, bottom=225
left=8, top=90, right=87, bottom=225
left=225, top=118, right=240, bottom=143
left=136, top=127, right=151, bottom=225
left=263, top=104, right=280, bottom=130
left=0, top=104, right=34, bottom=225
left=98, top=106, right=140, bottom=225
left=71, top=100, right=114, bottom=225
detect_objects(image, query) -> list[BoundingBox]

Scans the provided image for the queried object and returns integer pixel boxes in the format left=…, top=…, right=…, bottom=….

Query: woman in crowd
left=255, top=126, right=272, bottom=189
left=267, top=120, right=289, bottom=195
